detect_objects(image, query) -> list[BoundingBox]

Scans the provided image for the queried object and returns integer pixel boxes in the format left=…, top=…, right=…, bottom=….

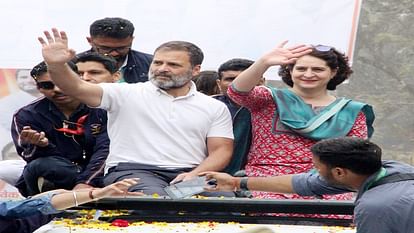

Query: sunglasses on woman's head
left=36, top=81, right=55, bottom=90
left=312, top=45, right=333, bottom=52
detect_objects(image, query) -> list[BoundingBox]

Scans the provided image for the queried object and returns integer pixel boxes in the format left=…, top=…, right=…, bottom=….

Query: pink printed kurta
left=228, top=86, right=369, bottom=219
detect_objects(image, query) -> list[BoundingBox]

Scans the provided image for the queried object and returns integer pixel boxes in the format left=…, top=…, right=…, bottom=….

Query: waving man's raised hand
left=38, top=28, right=76, bottom=65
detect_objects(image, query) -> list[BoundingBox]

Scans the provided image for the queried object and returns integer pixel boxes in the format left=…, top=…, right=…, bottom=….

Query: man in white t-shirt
left=38, top=28, right=234, bottom=196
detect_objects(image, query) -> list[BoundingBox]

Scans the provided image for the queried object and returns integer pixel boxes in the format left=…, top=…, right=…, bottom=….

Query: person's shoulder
left=196, top=92, right=221, bottom=102
left=383, top=160, right=414, bottom=173
left=357, top=181, right=406, bottom=214
left=83, top=108, right=108, bottom=132
left=85, top=105, right=107, bottom=115
left=15, top=97, right=47, bottom=113
left=76, top=49, right=93, bottom=57
left=13, top=97, right=47, bottom=121
left=129, top=49, right=153, bottom=60
left=211, top=94, right=235, bottom=109
left=100, top=82, right=146, bottom=100
left=357, top=192, right=385, bottom=210
left=193, top=92, right=226, bottom=107
left=211, top=93, right=225, bottom=101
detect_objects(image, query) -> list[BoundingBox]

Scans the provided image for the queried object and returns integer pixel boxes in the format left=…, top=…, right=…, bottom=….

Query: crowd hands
left=5, top=17, right=414, bottom=233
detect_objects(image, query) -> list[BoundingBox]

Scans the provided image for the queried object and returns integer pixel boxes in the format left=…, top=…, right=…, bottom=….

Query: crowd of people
left=0, top=16, right=413, bottom=233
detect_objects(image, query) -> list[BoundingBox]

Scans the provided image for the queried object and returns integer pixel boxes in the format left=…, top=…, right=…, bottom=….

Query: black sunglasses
left=36, top=81, right=55, bottom=90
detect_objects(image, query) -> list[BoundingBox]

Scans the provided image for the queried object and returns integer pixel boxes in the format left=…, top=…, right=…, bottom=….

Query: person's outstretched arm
left=51, top=178, right=142, bottom=210
left=201, top=172, right=295, bottom=193
left=0, top=178, right=142, bottom=218
left=201, top=171, right=352, bottom=196
left=38, top=28, right=103, bottom=107
left=232, top=41, right=311, bottom=92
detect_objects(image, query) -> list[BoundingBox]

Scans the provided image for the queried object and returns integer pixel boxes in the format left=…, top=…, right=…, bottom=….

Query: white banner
left=0, top=0, right=361, bottom=71
left=0, top=0, right=362, bottom=166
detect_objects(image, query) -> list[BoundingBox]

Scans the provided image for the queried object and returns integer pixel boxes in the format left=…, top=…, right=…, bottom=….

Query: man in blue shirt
left=12, top=61, right=110, bottom=197
left=204, top=137, right=414, bottom=233
left=80, top=17, right=153, bottom=83
left=213, top=58, right=264, bottom=175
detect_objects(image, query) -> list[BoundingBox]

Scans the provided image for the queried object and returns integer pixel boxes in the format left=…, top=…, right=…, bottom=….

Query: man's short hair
left=218, top=58, right=254, bottom=80
left=154, top=41, right=204, bottom=67
left=30, top=61, right=78, bottom=80
left=311, top=137, right=382, bottom=175
left=73, top=52, right=118, bottom=74
left=90, top=17, right=134, bottom=39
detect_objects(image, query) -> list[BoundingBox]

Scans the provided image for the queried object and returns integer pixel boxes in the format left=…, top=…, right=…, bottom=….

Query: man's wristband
left=239, top=177, right=249, bottom=191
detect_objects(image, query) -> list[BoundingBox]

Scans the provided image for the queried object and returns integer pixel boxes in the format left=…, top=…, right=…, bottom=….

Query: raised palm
left=38, top=28, right=76, bottom=65
left=262, top=41, right=312, bottom=66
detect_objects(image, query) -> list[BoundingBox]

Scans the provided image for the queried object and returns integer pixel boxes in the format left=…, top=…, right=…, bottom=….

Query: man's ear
left=192, top=65, right=201, bottom=77
left=216, top=79, right=223, bottom=93
left=87, top=37, right=92, bottom=45
left=216, top=79, right=221, bottom=86
left=332, top=167, right=347, bottom=178
left=112, top=71, right=121, bottom=83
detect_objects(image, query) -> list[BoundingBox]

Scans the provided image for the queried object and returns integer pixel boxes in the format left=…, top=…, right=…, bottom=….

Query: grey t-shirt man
left=292, top=160, right=414, bottom=233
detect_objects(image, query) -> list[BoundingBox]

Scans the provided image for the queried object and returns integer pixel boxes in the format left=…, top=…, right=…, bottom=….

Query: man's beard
left=149, top=70, right=193, bottom=90
left=321, top=172, right=348, bottom=188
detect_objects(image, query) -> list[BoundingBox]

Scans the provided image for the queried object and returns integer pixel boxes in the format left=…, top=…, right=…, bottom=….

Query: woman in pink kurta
left=227, top=42, right=374, bottom=218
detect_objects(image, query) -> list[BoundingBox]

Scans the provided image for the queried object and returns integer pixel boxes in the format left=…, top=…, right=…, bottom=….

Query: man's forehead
left=77, top=61, right=106, bottom=70
left=221, top=70, right=242, bottom=78
left=154, top=50, right=190, bottom=62
left=91, top=36, right=133, bottom=45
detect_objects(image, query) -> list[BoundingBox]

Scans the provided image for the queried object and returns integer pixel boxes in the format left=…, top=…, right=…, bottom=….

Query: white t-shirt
left=98, top=81, right=233, bottom=173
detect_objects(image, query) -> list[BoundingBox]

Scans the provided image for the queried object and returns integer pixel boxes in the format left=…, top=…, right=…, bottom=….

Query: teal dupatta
left=270, top=87, right=375, bottom=140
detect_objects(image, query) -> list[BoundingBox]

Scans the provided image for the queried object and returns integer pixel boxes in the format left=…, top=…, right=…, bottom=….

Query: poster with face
left=0, top=68, right=38, bottom=196
left=0, top=68, right=41, bottom=159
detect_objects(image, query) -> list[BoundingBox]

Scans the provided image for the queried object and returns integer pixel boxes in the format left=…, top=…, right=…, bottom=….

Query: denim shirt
left=0, top=192, right=60, bottom=219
